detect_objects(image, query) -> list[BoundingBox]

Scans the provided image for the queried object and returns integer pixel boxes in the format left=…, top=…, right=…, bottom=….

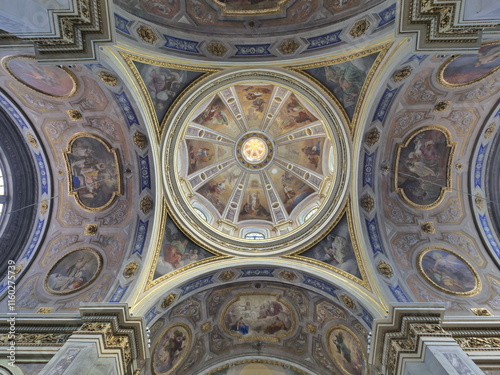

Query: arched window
left=304, top=207, right=319, bottom=222
left=244, top=232, right=265, bottom=240
left=194, top=207, right=208, bottom=222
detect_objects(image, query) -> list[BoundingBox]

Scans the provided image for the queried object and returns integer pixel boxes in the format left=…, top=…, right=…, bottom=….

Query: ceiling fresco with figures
left=1, top=1, right=500, bottom=374
left=162, top=69, right=351, bottom=255
left=147, top=280, right=371, bottom=375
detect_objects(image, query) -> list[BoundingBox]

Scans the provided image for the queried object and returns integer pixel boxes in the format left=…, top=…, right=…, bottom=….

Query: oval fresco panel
left=395, top=127, right=455, bottom=208
left=152, top=323, right=191, bottom=375
left=45, top=248, right=102, bottom=295
left=439, top=43, right=500, bottom=87
left=222, top=293, right=295, bottom=342
left=327, top=325, right=367, bottom=375
left=3, top=55, right=77, bottom=97
left=64, top=133, right=122, bottom=211
left=418, top=248, right=480, bottom=296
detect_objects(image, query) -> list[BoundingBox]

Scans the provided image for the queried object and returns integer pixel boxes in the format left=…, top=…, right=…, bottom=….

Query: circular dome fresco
left=162, top=69, right=350, bottom=256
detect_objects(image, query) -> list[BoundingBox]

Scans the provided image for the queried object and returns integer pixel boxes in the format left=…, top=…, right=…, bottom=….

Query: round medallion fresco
left=327, top=325, right=367, bottom=375
left=417, top=247, right=480, bottom=296
left=3, top=55, right=77, bottom=97
left=152, top=323, right=191, bottom=375
left=162, top=70, right=350, bottom=256
left=45, top=248, right=102, bottom=295
left=438, top=42, right=500, bottom=87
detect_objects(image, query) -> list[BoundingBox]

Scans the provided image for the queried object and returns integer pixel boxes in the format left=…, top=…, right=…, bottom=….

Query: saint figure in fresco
left=163, top=238, right=188, bottom=268
left=324, top=62, right=366, bottom=106
left=157, top=329, right=186, bottom=370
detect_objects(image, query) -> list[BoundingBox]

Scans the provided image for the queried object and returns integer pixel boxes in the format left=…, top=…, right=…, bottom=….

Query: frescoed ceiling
left=1, top=1, right=500, bottom=374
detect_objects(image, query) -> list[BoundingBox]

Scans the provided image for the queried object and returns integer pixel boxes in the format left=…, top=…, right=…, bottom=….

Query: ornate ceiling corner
left=145, top=199, right=230, bottom=291
left=370, top=304, right=448, bottom=375
left=120, top=51, right=219, bottom=139
left=291, top=42, right=393, bottom=132
left=396, top=0, right=500, bottom=53
left=76, top=303, right=147, bottom=374
left=370, top=303, right=500, bottom=374
left=0, top=0, right=115, bottom=63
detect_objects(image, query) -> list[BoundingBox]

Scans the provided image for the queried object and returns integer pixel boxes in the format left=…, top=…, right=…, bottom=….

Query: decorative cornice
left=397, top=0, right=499, bottom=53
left=0, top=0, right=114, bottom=63
left=371, top=304, right=500, bottom=374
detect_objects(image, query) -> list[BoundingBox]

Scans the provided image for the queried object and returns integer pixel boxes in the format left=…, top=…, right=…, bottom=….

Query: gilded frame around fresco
left=212, top=0, right=291, bottom=15
left=288, top=42, right=393, bottom=134
left=417, top=246, right=481, bottom=297
left=437, top=40, right=500, bottom=88
left=220, top=291, right=296, bottom=343
left=63, top=132, right=122, bottom=212
left=146, top=198, right=229, bottom=290
left=151, top=322, right=192, bottom=375
left=326, top=325, right=368, bottom=375
left=44, top=247, right=103, bottom=295
left=394, top=125, right=456, bottom=210
left=285, top=200, right=371, bottom=291
left=2, top=55, right=78, bottom=98
left=120, top=52, right=219, bottom=139
left=207, top=359, right=309, bottom=375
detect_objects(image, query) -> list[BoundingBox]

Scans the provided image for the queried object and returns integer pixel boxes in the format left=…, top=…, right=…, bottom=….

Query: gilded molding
left=220, top=292, right=296, bottom=343
left=2, top=55, right=78, bottom=97
left=213, top=0, right=291, bottom=15
left=44, top=247, right=103, bottom=295
left=63, top=132, right=122, bottom=212
left=455, top=336, right=500, bottom=349
left=77, top=322, right=132, bottom=366
left=437, top=41, right=500, bottom=88
left=0, top=0, right=113, bottom=62
left=394, top=125, right=456, bottom=210
left=151, top=322, right=192, bottom=375
left=417, top=247, right=481, bottom=296
left=326, top=325, right=367, bottom=375
left=207, top=359, right=308, bottom=375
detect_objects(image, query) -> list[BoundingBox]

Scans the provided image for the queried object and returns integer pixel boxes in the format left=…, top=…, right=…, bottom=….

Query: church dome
left=162, top=69, right=350, bottom=256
